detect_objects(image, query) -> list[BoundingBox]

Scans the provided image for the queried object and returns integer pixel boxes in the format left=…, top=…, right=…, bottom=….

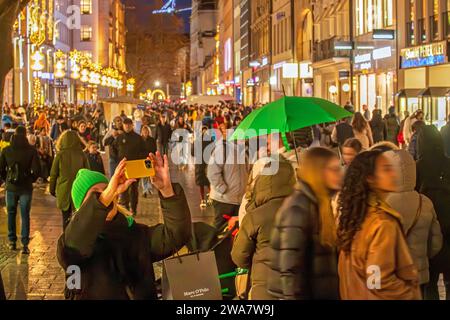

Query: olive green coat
left=50, top=131, right=90, bottom=211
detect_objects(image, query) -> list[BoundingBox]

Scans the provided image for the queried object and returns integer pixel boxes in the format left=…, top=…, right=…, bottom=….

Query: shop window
left=383, top=0, right=394, bottom=26
left=80, top=0, right=92, bottom=15
left=81, top=26, right=92, bottom=42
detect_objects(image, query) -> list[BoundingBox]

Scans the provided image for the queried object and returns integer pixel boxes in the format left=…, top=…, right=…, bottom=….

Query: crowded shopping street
left=1, top=0, right=450, bottom=313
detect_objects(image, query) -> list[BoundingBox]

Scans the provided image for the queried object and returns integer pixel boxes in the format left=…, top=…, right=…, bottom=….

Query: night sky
left=126, top=0, right=192, bottom=33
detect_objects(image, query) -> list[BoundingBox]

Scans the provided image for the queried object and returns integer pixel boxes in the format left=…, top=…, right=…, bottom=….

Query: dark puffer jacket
left=267, top=181, right=339, bottom=300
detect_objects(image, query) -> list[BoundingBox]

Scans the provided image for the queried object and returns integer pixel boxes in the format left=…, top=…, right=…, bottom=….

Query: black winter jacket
left=0, top=134, right=40, bottom=192
left=267, top=181, right=339, bottom=300
left=57, top=183, right=191, bottom=300
left=155, top=123, right=172, bottom=145
left=114, top=131, right=146, bottom=161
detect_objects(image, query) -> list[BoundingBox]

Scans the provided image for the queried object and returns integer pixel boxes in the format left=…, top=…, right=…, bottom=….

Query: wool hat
left=71, top=169, right=109, bottom=210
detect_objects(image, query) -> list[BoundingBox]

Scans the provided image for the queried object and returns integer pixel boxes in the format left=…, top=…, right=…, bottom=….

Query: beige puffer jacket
left=383, top=150, right=443, bottom=284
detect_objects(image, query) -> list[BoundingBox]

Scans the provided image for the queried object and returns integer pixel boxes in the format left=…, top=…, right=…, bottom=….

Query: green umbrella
left=229, top=96, right=353, bottom=141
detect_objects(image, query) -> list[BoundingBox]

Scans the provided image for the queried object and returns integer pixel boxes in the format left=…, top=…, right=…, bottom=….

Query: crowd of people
left=0, top=99, right=449, bottom=300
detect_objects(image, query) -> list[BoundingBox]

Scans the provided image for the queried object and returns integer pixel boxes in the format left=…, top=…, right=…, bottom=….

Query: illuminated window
left=383, top=0, right=393, bottom=26
left=80, top=0, right=92, bottom=15
left=356, top=0, right=364, bottom=35
left=80, top=26, right=92, bottom=41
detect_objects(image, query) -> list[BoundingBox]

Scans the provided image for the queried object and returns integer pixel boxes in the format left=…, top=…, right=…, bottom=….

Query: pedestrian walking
left=341, top=138, right=362, bottom=167
left=362, top=104, right=371, bottom=121
left=370, top=110, right=385, bottom=143
left=50, top=130, right=90, bottom=229
left=416, top=125, right=450, bottom=300
left=155, top=114, right=172, bottom=155
left=36, top=127, right=54, bottom=182
left=207, top=124, right=249, bottom=229
left=331, top=116, right=354, bottom=148
left=103, top=116, right=123, bottom=177
left=384, top=106, right=400, bottom=145
left=140, top=125, right=157, bottom=197
left=57, top=155, right=191, bottom=300
left=0, top=126, right=41, bottom=254
left=267, top=147, right=343, bottom=300
left=351, top=112, right=373, bottom=149
left=113, top=118, right=145, bottom=215
left=231, top=159, right=295, bottom=300
left=337, top=150, right=421, bottom=300
left=33, top=111, right=50, bottom=134
left=383, top=150, right=443, bottom=296
left=85, top=141, right=105, bottom=174
left=408, top=120, right=425, bottom=160
left=403, top=110, right=424, bottom=146
left=192, top=126, right=213, bottom=208
left=50, top=115, right=69, bottom=141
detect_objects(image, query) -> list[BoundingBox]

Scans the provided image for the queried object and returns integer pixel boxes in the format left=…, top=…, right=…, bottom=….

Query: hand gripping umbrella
left=229, top=96, right=353, bottom=162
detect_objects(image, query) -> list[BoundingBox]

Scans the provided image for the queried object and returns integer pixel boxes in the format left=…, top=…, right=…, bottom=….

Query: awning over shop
left=418, top=87, right=450, bottom=97
left=396, top=89, right=423, bottom=98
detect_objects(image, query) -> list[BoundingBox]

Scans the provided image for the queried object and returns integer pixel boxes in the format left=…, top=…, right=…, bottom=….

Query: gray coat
left=207, top=141, right=249, bottom=205
left=384, top=150, right=443, bottom=284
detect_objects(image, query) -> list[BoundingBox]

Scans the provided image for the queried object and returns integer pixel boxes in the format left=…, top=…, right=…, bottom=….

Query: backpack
left=7, top=162, right=24, bottom=185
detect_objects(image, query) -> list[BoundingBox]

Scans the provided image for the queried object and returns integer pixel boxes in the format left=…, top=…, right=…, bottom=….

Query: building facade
left=190, top=0, right=218, bottom=95
left=250, top=0, right=271, bottom=104
left=397, top=0, right=450, bottom=129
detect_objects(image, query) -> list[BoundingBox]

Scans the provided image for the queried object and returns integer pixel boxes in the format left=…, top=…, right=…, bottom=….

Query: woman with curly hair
left=337, top=150, right=421, bottom=300
left=267, top=147, right=343, bottom=300
left=351, top=112, right=374, bottom=150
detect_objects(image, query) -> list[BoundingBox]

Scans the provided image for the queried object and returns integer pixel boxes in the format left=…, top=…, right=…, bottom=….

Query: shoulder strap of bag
left=406, top=195, right=423, bottom=237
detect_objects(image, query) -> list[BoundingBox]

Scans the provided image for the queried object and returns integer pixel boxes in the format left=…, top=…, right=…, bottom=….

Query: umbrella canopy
left=229, top=96, right=353, bottom=140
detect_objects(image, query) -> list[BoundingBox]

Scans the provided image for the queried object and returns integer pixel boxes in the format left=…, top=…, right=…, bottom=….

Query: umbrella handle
left=281, top=132, right=290, bottom=151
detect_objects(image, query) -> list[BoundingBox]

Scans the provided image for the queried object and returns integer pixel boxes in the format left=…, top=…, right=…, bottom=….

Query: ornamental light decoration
left=31, top=50, right=45, bottom=71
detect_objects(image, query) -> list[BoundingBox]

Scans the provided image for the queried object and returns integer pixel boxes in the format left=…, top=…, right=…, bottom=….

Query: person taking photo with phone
left=57, top=152, right=191, bottom=300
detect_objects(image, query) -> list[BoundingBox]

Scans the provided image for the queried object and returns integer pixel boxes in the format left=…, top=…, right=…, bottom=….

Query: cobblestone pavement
left=0, top=162, right=214, bottom=300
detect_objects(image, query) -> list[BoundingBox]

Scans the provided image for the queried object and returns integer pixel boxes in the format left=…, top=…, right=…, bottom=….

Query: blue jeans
left=109, top=158, right=118, bottom=178
left=6, top=190, right=32, bottom=246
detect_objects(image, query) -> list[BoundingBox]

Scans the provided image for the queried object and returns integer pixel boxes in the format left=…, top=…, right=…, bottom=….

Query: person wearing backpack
left=0, top=126, right=41, bottom=254
left=383, top=150, right=443, bottom=297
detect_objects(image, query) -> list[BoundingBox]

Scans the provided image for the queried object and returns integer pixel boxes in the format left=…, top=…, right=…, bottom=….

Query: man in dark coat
left=416, top=125, right=450, bottom=300
left=155, top=114, right=172, bottom=155
left=50, top=115, right=69, bottom=141
left=113, top=118, right=146, bottom=214
left=57, top=155, right=191, bottom=300
left=331, top=117, right=354, bottom=147
left=0, top=126, right=41, bottom=254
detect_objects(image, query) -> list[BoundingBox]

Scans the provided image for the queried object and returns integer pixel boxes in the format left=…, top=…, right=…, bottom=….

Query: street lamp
left=154, top=80, right=161, bottom=87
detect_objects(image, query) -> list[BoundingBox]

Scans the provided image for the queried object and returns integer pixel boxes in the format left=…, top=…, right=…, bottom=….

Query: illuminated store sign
left=400, top=41, right=447, bottom=69
left=354, top=46, right=392, bottom=70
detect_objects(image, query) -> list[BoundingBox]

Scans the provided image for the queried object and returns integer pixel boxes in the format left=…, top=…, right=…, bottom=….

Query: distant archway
left=152, top=89, right=166, bottom=101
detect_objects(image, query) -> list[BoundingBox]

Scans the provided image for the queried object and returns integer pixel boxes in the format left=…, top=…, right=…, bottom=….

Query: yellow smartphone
left=125, top=159, right=155, bottom=179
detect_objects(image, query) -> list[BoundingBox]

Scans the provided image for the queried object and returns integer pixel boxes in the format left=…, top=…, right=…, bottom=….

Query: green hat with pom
left=71, top=169, right=109, bottom=210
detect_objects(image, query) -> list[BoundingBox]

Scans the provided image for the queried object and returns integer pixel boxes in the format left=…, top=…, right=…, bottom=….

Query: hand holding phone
left=124, top=159, right=156, bottom=179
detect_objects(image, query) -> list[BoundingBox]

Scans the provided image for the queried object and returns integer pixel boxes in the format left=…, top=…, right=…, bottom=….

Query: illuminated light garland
left=31, top=51, right=45, bottom=71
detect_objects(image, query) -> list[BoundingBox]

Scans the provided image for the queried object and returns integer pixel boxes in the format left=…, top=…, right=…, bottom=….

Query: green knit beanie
left=72, top=169, right=109, bottom=210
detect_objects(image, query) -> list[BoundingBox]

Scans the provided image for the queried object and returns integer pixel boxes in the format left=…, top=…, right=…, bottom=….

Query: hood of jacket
left=59, top=130, right=82, bottom=150
left=384, top=150, right=416, bottom=192
left=246, top=161, right=295, bottom=210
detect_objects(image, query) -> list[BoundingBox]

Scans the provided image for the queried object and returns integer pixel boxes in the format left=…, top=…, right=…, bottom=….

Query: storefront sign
left=373, top=46, right=392, bottom=60
left=282, top=63, right=298, bottom=79
left=354, top=53, right=371, bottom=64
left=339, top=70, right=350, bottom=79
left=299, top=63, right=313, bottom=79
left=246, top=79, right=255, bottom=87
left=400, top=41, right=447, bottom=69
